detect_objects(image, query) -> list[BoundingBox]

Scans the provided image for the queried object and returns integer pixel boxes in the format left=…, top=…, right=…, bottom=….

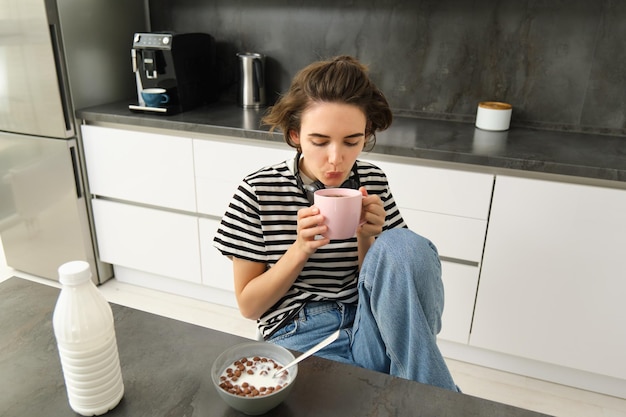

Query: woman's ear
left=289, top=129, right=300, bottom=145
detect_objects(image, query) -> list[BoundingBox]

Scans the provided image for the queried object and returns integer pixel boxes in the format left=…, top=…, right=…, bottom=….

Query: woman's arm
left=233, top=206, right=330, bottom=320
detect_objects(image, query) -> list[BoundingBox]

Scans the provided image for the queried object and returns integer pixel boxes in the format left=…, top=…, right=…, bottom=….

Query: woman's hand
left=357, top=187, right=385, bottom=239
left=296, top=206, right=330, bottom=255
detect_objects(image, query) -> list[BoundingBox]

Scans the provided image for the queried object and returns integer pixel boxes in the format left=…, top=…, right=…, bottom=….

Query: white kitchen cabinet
left=81, top=125, right=196, bottom=212
left=471, top=176, right=626, bottom=380
left=91, top=199, right=202, bottom=284
left=194, top=137, right=293, bottom=216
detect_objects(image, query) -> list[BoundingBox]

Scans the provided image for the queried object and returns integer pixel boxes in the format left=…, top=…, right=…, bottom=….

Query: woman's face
left=290, top=102, right=366, bottom=187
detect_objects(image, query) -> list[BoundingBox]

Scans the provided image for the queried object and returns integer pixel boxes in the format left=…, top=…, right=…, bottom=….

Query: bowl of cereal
left=211, top=341, right=297, bottom=415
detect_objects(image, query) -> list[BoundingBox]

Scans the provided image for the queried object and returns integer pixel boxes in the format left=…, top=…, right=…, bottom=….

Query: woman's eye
left=345, top=141, right=361, bottom=147
left=312, top=141, right=327, bottom=147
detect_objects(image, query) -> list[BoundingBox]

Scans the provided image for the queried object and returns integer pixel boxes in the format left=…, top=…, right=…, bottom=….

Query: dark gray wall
left=149, top=0, right=626, bottom=135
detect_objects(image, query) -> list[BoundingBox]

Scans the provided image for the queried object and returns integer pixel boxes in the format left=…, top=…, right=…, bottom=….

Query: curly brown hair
left=262, top=55, right=392, bottom=152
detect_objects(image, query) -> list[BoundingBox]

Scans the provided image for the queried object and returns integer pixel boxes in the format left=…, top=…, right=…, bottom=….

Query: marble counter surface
left=77, top=101, right=626, bottom=185
left=0, top=277, right=550, bottom=417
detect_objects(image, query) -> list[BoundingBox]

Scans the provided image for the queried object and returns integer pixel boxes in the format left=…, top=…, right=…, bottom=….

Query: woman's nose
left=327, top=145, right=342, bottom=165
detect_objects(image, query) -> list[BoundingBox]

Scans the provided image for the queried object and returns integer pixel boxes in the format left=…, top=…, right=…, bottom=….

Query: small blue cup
left=141, top=88, right=170, bottom=107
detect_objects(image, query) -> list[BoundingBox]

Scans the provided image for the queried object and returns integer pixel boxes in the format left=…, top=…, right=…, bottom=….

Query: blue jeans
left=268, top=228, right=458, bottom=391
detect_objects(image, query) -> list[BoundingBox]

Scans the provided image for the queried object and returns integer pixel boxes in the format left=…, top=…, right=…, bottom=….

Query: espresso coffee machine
left=129, top=32, right=218, bottom=114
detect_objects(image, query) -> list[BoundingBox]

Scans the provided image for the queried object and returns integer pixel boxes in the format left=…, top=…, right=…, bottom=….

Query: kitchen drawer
left=82, top=125, right=196, bottom=212
left=438, top=261, right=479, bottom=344
left=403, top=209, right=487, bottom=263
left=194, top=137, right=293, bottom=216
left=365, top=158, right=494, bottom=220
left=92, top=199, right=201, bottom=284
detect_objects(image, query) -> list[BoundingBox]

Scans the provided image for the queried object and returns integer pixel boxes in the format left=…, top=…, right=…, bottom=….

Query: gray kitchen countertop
left=77, top=101, right=626, bottom=185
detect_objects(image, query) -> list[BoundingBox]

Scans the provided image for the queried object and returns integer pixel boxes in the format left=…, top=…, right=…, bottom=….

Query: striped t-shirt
left=213, top=156, right=407, bottom=339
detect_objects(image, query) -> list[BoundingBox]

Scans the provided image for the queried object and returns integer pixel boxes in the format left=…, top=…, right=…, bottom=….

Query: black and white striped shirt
left=213, top=157, right=407, bottom=338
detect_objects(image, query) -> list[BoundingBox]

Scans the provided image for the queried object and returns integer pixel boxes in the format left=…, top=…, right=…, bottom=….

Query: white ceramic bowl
left=211, top=341, right=297, bottom=415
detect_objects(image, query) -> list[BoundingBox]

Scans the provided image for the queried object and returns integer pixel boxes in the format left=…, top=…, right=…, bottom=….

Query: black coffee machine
left=129, top=32, right=218, bottom=114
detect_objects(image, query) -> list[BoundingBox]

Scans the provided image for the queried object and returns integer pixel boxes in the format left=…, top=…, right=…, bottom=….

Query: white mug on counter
left=475, top=101, right=512, bottom=131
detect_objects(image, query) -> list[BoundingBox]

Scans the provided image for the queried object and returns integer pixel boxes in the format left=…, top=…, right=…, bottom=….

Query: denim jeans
left=268, top=228, right=458, bottom=391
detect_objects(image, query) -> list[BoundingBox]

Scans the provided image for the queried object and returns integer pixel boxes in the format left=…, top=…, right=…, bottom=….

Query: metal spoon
left=272, top=329, right=341, bottom=378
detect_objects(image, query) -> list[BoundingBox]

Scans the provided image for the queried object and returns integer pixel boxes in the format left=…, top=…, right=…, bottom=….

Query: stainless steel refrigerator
left=0, top=0, right=147, bottom=283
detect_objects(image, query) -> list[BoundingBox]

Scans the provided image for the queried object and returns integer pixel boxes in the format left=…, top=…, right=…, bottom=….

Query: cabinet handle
left=439, top=256, right=478, bottom=267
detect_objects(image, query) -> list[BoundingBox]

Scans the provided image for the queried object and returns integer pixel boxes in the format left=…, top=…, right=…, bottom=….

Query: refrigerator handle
left=69, top=145, right=83, bottom=199
left=48, top=22, right=73, bottom=134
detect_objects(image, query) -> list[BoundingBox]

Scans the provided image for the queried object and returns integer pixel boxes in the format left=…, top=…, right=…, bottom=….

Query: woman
left=214, top=56, right=458, bottom=391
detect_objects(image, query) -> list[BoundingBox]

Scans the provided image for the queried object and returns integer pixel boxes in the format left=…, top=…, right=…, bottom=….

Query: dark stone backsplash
left=148, top=0, right=626, bottom=136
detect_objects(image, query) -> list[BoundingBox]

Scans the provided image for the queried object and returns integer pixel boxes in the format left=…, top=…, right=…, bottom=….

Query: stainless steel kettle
left=237, top=52, right=266, bottom=108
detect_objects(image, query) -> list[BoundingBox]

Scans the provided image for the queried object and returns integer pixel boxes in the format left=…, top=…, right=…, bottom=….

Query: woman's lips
left=325, top=171, right=344, bottom=180
left=324, top=171, right=346, bottom=185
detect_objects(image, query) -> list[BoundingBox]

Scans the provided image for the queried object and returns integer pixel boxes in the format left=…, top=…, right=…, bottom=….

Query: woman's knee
left=374, top=228, right=439, bottom=260
left=360, top=228, right=444, bottom=333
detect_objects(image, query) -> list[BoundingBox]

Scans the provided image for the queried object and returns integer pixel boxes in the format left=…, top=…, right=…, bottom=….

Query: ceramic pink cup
left=314, top=188, right=363, bottom=240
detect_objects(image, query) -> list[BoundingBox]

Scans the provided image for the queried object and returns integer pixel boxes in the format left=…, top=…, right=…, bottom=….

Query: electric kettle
left=237, top=52, right=266, bottom=108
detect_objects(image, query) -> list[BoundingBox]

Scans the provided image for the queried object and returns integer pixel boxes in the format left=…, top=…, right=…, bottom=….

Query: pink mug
left=314, top=188, right=363, bottom=240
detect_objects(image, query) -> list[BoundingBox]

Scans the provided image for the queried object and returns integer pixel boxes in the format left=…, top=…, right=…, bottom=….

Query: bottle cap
left=58, top=261, right=92, bottom=285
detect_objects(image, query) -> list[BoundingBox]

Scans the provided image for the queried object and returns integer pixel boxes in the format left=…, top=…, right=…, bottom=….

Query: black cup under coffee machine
left=129, top=32, right=218, bottom=114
